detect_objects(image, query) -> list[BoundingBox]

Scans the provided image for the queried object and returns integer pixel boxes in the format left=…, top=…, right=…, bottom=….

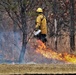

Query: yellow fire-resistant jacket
left=35, top=14, right=47, bottom=34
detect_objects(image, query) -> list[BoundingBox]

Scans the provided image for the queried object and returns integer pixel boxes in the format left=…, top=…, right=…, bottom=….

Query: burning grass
left=0, top=38, right=76, bottom=74
left=35, top=40, right=76, bottom=64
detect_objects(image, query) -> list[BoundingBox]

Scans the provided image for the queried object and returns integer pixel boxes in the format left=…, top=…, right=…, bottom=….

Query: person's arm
left=35, top=16, right=41, bottom=30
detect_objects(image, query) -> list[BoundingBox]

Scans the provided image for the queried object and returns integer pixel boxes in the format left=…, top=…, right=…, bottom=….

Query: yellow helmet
left=36, top=8, right=43, bottom=13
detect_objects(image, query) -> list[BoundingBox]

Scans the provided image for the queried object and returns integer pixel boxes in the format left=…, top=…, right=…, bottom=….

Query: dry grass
left=0, top=64, right=76, bottom=74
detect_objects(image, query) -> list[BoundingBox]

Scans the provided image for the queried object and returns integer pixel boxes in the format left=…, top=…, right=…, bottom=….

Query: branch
left=14, top=12, right=22, bottom=24
left=5, top=8, right=23, bottom=32
left=0, top=2, right=24, bottom=32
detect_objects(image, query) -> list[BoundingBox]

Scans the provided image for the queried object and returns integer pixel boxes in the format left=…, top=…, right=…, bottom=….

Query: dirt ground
left=0, top=64, right=76, bottom=74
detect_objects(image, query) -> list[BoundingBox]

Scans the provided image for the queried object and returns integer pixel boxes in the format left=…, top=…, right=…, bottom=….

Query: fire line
left=35, top=40, right=76, bottom=64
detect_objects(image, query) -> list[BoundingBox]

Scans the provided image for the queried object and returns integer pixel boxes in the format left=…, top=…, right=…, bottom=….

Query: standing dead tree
left=69, top=0, right=75, bottom=51
left=52, top=0, right=58, bottom=50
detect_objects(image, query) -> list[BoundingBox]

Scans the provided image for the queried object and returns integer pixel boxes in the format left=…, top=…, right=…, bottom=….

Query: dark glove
left=34, top=28, right=38, bottom=31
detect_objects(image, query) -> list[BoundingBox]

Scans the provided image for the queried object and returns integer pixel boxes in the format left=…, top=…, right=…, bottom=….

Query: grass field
left=0, top=64, right=76, bottom=74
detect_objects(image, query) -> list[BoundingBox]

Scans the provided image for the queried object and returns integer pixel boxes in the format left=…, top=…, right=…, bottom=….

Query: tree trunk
left=53, top=0, right=58, bottom=50
left=69, top=0, right=75, bottom=51
left=19, top=0, right=27, bottom=63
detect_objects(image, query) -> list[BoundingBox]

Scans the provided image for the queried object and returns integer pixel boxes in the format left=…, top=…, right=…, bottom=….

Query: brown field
left=0, top=64, right=76, bottom=74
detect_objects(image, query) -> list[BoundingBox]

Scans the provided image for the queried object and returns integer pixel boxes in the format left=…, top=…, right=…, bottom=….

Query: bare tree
left=18, top=0, right=27, bottom=63
left=0, top=0, right=32, bottom=63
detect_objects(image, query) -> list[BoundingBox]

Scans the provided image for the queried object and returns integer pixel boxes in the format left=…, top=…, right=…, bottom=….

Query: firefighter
left=34, top=7, right=47, bottom=43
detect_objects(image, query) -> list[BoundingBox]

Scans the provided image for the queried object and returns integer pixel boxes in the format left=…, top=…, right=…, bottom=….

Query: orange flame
left=35, top=40, right=76, bottom=64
